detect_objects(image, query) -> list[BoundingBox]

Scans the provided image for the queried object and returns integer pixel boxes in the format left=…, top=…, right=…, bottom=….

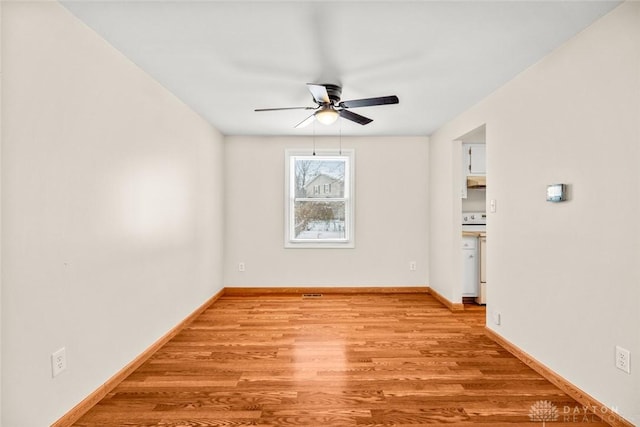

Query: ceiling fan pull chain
left=339, top=118, right=342, bottom=155
left=312, top=120, right=316, bottom=156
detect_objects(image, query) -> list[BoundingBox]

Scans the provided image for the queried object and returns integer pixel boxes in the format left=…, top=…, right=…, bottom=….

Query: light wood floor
left=73, top=293, right=607, bottom=426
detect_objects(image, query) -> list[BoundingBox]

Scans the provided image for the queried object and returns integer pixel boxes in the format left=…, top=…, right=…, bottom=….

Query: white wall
left=1, top=2, right=225, bottom=426
left=0, top=1, right=3, bottom=421
left=462, top=189, right=486, bottom=214
left=429, top=2, right=639, bottom=423
left=224, top=136, right=429, bottom=288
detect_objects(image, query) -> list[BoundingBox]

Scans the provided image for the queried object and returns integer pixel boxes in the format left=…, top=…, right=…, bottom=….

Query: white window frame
left=284, top=149, right=355, bottom=248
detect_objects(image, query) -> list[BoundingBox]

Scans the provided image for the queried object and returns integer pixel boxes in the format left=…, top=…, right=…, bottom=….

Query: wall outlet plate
left=615, top=346, right=630, bottom=374
left=492, top=311, right=501, bottom=326
left=52, top=347, right=67, bottom=377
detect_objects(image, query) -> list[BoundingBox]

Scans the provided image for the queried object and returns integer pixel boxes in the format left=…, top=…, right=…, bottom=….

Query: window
left=285, top=150, right=354, bottom=248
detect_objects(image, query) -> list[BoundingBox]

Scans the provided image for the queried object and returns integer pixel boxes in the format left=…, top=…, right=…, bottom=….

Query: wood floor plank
left=72, top=293, right=609, bottom=426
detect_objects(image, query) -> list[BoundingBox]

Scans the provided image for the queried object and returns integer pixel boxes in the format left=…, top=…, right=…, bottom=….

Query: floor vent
left=302, top=293, right=323, bottom=298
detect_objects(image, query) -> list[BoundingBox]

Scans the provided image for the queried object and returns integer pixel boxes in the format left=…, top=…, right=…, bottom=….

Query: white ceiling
left=60, top=1, right=621, bottom=136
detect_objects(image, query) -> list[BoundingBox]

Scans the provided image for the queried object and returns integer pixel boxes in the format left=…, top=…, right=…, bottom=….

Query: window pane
left=294, top=201, right=346, bottom=240
left=294, top=158, right=345, bottom=199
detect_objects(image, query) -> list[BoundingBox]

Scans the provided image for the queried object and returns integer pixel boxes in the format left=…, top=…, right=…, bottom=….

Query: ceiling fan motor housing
left=322, top=84, right=342, bottom=105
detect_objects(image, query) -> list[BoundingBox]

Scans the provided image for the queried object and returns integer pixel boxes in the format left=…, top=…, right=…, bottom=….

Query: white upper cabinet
left=461, top=143, right=486, bottom=199
left=464, top=144, right=486, bottom=176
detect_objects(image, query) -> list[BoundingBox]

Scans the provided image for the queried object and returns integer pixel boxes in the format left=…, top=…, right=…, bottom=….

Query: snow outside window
left=285, top=150, right=354, bottom=248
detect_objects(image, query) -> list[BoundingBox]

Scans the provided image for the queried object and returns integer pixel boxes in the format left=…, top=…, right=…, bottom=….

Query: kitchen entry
left=458, top=125, right=487, bottom=306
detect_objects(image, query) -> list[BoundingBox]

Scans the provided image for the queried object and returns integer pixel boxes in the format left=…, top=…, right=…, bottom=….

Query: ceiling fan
left=255, top=83, right=399, bottom=128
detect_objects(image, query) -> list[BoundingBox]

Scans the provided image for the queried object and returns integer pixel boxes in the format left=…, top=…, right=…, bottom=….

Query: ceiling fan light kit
left=255, top=83, right=399, bottom=128
left=315, top=106, right=339, bottom=125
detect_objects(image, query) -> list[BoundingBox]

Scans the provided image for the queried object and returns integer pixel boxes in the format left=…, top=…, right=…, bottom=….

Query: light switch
left=490, top=199, right=497, bottom=213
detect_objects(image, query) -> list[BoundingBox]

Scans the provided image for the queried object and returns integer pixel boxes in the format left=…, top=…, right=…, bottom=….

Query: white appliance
left=462, top=212, right=486, bottom=231
left=462, top=212, right=486, bottom=303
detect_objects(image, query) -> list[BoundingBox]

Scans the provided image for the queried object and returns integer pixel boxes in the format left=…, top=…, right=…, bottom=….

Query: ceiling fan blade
left=295, top=114, right=316, bottom=128
left=339, top=109, right=373, bottom=125
left=255, top=106, right=315, bottom=112
left=307, top=84, right=330, bottom=104
left=339, top=95, right=399, bottom=109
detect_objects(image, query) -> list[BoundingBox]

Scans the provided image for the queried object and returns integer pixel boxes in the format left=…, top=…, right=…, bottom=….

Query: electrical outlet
left=409, top=261, right=417, bottom=271
left=238, top=262, right=245, bottom=272
left=615, top=346, right=630, bottom=374
left=492, top=311, right=501, bottom=326
left=51, top=347, right=67, bottom=377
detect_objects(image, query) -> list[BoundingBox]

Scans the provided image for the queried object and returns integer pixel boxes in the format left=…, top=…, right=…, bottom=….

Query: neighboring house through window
left=285, top=149, right=354, bottom=248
